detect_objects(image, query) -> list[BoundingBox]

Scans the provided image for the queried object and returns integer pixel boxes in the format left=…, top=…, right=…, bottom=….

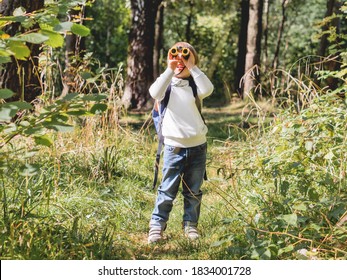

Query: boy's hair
left=172, top=42, right=199, bottom=65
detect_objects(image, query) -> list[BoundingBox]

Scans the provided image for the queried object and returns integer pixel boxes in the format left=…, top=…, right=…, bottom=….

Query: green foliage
left=214, top=90, right=347, bottom=260
left=0, top=1, right=113, bottom=152
left=212, top=5, right=347, bottom=257
left=0, top=4, right=91, bottom=58
left=84, top=0, right=130, bottom=69
left=0, top=127, right=153, bottom=259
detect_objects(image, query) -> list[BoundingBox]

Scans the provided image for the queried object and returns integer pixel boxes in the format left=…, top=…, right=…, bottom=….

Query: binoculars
left=169, top=46, right=190, bottom=59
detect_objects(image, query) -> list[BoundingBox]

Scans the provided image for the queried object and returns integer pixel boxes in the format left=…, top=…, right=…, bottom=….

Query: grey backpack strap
left=152, top=85, right=171, bottom=189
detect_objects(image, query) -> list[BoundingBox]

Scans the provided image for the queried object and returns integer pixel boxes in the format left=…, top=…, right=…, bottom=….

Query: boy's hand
left=168, top=56, right=179, bottom=71
left=182, top=54, right=195, bottom=70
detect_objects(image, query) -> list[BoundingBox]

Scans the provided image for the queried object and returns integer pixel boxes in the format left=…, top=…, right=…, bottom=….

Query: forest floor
left=115, top=99, right=276, bottom=259
left=1, top=98, right=277, bottom=260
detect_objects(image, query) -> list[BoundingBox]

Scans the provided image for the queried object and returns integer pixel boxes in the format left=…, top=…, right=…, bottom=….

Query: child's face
left=168, top=45, right=196, bottom=78
left=174, top=58, right=191, bottom=78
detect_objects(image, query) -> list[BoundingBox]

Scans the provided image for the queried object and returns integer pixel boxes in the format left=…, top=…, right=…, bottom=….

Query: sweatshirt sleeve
left=189, top=66, right=214, bottom=99
left=149, top=68, right=174, bottom=101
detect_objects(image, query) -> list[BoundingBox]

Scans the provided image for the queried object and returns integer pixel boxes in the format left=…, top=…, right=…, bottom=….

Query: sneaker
left=184, top=225, right=199, bottom=240
left=148, top=227, right=163, bottom=244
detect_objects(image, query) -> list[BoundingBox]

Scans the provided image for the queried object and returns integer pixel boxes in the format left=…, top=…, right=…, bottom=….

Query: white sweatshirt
left=149, top=66, right=214, bottom=148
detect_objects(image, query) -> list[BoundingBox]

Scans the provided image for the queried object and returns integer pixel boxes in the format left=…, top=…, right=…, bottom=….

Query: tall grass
left=210, top=54, right=347, bottom=259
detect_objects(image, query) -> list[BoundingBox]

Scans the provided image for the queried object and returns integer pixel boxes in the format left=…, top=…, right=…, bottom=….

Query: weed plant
left=211, top=87, right=347, bottom=258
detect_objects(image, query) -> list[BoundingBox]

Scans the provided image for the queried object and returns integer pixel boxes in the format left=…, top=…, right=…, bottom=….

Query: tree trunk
left=318, top=0, right=341, bottom=91
left=262, top=0, right=270, bottom=68
left=153, top=3, right=164, bottom=79
left=0, top=0, right=44, bottom=102
left=235, top=0, right=249, bottom=96
left=185, top=0, right=195, bottom=42
left=243, top=0, right=263, bottom=99
left=318, top=0, right=336, bottom=57
left=271, top=0, right=287, bottom=69
left=123, top=0, right=163, bottom=110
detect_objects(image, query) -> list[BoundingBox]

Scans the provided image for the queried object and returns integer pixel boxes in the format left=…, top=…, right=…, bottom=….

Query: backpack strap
left=189, top=77, right=206, bottom=125
left=189, top=77, right=207, bottom=180
left=152, top=85, right=171, bottom=189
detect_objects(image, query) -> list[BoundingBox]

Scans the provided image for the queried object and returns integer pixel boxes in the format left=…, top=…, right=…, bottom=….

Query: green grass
left=0, top=101, right=250, bottom=260
left=1, top=96, right=346, bottom=260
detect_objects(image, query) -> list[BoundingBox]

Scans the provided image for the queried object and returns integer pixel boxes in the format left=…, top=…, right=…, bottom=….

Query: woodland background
left=0, top=0, right=347, bottom=260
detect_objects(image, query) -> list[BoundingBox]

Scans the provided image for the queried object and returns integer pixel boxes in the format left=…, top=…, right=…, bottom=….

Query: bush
left=217, top=92, right=347, bottom=259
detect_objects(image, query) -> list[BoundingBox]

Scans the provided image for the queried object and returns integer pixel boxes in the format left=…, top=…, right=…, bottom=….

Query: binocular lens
left=170, top=47, right=178, bottom=56
left=169, top=46, right=190, bottom=58
left=182, top=48, right=189, bottom=56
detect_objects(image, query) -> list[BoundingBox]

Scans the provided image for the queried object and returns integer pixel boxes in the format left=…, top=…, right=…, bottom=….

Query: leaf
left=3, top=123, right=17, bottom=134
left=34, top=135, right=53, bottom=147
left=0, top=89, right=15, bottom=99
left=71, top=23, right=90, bottom=37
left=0, top=56, right=11, bottom=64
left=81, top=71, right=92, bottom=79
left=90, top=103, right=108, bottom=114
left=0, top=106, right=15, bottom=121
left=24, top=126, right=45, bottom=136
left=40, top=30, right=64, bottom=48
left=1, top=34, right=10, bottom=39
left=251, top=247, right=271, bottom=260
left=66, top=110, right=92, bottom=116
left=305, top=140, right=313, bottom=151
left=42, top=121, right=74, bottom=132
left=9, top=101, right=33, bottom=110
left=7, top=40, right=30, bottom=60
left=279, top=213, right=298, bottom=226
left=53, top=22, right=73, bottom=32
left=62, top=92, right=79, bottom=101
left=19, top=164, right=40, bottom=177
left=19, top=33, right=49, bottom=44
left=13, top=7, right=26, bottom=16
left=0, top=102, right=32, bottom=121
left=0, top=49, right=12, bottom=57
left=324, top=151, right=334, bottom=160
left=278, top=244, right=294, bottom=256
left=293, top=203, right=307, bottom=211
left=81, top=94, right=107, bottom=102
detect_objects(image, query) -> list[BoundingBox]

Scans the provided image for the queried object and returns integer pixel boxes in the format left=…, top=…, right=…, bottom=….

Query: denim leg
left=150, top=145, right=185, bottom=229
left=181, top=143, right=206, bottom=226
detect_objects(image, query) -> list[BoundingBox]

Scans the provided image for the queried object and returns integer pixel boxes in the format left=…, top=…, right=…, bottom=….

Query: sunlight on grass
left=1, top=92, right=346, bottom=260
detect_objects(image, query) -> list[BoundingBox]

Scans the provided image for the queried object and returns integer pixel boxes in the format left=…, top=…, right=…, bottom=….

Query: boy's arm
left=189, top=66, right=214, bottom=99
left=149, top=69, right=174, bottom=101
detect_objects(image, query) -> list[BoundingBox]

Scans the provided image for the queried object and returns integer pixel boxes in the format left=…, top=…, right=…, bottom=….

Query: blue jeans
left=150, top=143, right=207, bottom=229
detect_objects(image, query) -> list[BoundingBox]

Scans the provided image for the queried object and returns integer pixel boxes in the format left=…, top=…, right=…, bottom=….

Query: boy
left=148, top=42, right=214, bottom=243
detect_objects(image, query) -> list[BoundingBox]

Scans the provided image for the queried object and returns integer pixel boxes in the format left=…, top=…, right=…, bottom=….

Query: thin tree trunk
left=262, top=0, right=270, bottom=68
left=318, top=0, right=341, bottom=90
left=271, top=0, right=287, bottom=69
left=235, top=0, right=249, bottom=96
left=186, top=0, right=194, bottom=42
left=243, top=0, right=263, bottom=99
left=153, top=3, right=164, bottom=79
left=318, top=0, right=336, bottom=57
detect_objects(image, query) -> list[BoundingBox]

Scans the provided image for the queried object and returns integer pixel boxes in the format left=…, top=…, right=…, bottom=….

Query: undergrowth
left=1, top=89, right=346, bottom=260
left=1, top=45, right=347, bottom=260
left=212, top=92, right=347, bottom=260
